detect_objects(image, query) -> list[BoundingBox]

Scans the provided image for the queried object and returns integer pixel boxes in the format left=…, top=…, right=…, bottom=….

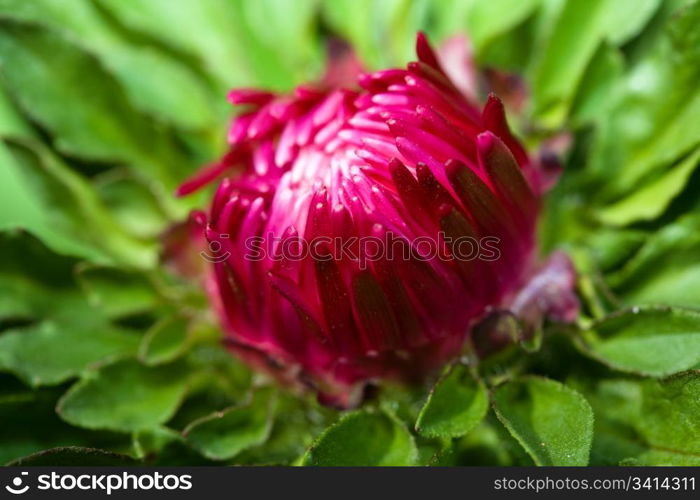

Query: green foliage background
left=1, top=0, right=700, bottom=466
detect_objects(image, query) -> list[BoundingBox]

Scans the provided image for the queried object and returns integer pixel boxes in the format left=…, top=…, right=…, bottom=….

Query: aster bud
left=181, top=33, right=557, bottom=407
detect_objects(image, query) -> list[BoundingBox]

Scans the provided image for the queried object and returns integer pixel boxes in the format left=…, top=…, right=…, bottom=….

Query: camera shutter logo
left=5, top=471, right=29, bottom=495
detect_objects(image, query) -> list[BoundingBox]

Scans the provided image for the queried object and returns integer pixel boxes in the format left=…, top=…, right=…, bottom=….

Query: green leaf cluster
left=0, top=0, right=699, bottom=466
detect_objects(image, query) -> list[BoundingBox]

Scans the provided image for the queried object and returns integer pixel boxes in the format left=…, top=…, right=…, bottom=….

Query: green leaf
left=415, top=364, right=488, bottom=439
left=584, top=373, right=700, bottom=465
left=607, top=215, right=700, bottom=307
left=183, top=345, right=253, bottom=402
left=0, top=139, right=53, bottom=235
left=668, top=0, right=700, bottom=67
left=569, top=42, right=624, bottom=127
left=0, top=240, right=144, bottom=388
left=600, top=0, right=662, bottom=45
left=599, top=147, right=700, bottom=226
left=492, top=376, right=594, bottom=465
left=76, top=265, right=160, bottom=319
left=57, top=360, right=189, bottom=432
left=98, top=0, right=320, bottom=91
left=232, top=393, right=327, bottom=465
left=322, top=0, right=433, bottom=68
left=586, top=228, right=648, bottom=273
left=0, top=20, right=183, bottom=185
left=94, top=171, right=174, bottom=239
left=590, top=3, right=700, bottom=197
left=302, top=409, right=418, bottom=466
left=184, top=388, right=276, bottom=461
left=0, top=319, right=139, bottom=387
left=579, top=306, right=700, bottom=377
left=139, top=316, right=191, bottom=366
left=2, top=139, right=157, bottom=267
left=430, top=0, right=477, bottom=41
left=529, top=0, right=612, bottom=125
left=7, top=446, right=138, bottom=466
left=0, top=85, right=32, bottom=137
left=95, top=0, right=244, bottom=89
left=239, top=0, right=324, bottom=84
left=0, top=142, right=110, bottom=262
left=0, top=0, right=219, bottom=130
left=465, top=0, right=540, bottom=52
left=0, top=378, right=133, bottom=465
left=322, top=0, right=383, bottom=69
left=446, top=418, right=534, bottom=466
left=0, top=229, right=77, bottom=290
left=131, top=426, right=183, bottom=460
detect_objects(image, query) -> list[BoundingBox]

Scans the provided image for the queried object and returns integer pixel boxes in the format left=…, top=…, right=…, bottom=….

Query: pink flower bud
left=181, top=33, right=553, bottom=407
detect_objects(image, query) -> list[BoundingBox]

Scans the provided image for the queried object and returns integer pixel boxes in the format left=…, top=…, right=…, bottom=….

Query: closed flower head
left=181, top=33, right=547, bottom=407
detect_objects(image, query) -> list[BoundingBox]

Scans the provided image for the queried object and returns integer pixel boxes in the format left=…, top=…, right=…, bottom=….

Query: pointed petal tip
left=436, top=202, right=453, bottom=218
left=415, top=32, right=441, bottom=69
left=482, top=93, right=506, bottom=122
left=415, top=161, right=428, bottom=176
left=476, top=130, right=499, bottom=151
left=174, top=185, right=190, bottom=198
left=388, top=157, right=404, bottom=171
left=485, top=92, right=502, bottom=105
left=176, top=172, right=215, bottom=197
left=227, top=88, right=273, bottom=106
left=443, top=158, right=462, bottom=177
left=191, top=210, right=208, bottom=227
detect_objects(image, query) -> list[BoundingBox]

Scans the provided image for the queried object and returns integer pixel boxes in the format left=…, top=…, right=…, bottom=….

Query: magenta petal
left=227, top=88, right=274, bottom=105
left=477, top=131, right=537, bottom=218
left=415, top=32, right=443, bottom=73
left=176, top=149, right=242, bottom=196
left=481, top=94, right=539, bottom=189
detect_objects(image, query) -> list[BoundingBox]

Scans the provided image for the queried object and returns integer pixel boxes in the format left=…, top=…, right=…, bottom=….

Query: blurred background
left=0, top=0, right=699, bottom=466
